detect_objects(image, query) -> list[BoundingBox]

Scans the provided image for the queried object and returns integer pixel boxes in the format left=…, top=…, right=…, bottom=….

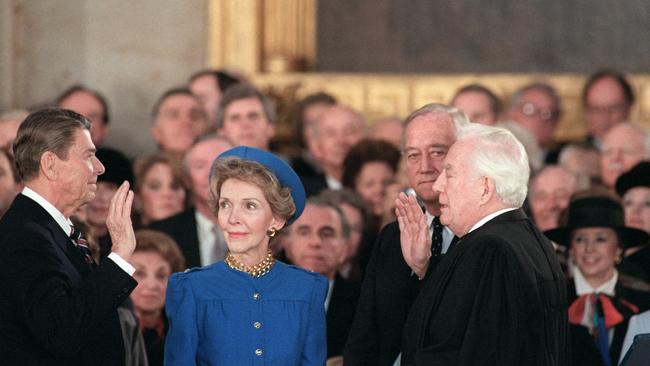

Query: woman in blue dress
left=164, top=146, right=328, bottom=365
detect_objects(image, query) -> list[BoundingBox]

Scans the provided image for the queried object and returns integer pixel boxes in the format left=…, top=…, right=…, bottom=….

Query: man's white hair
left=600, top=122, right=650, bottom=157
left=458, top=123, right=530, bottom=207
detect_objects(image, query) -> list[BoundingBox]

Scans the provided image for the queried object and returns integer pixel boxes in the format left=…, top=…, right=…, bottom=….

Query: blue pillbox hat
left=214, top=146, right=306, bottom=224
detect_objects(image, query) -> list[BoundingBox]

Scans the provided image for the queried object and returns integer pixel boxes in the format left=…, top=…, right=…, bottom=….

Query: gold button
left=253, top=292, right=260, bottom=300
left=254, top=321, right=261, bottom=329
left=255, top=348, right=263, bottom=356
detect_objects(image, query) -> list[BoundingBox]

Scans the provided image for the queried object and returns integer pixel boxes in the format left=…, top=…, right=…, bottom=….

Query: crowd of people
left=0, top=67, right=649, bottom=366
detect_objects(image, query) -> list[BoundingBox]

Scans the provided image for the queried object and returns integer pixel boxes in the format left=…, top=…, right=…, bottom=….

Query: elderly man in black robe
left=398, top=123, right=568, bottom=366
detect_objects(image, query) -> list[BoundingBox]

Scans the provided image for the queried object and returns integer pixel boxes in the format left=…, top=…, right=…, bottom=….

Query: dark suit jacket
left=149, top=207, right=201, bottom=268
left=291, top=156, right=328, bottom=197
left=402, top=209, right=568, bottom=366
left=0, top=194, right=136, bottom=365
left=327, top=275, right=361, bottom=358
left=344, top=221, right=425, bottom=366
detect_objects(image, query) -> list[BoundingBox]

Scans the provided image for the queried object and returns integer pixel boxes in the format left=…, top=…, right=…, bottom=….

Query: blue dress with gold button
left=164, top=260, right=328, bottom=365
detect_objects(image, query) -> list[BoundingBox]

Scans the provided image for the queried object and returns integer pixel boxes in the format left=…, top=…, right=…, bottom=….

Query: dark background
left=317, top=0, right=650, bottom=73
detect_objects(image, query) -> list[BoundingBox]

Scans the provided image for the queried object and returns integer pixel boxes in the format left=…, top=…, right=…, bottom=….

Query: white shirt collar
left=21, top=187, right=73, bottom=236
left=325, top=176, right=342, bottom=190
left=468, top=207, right=518, bottom=235
left=574, top=268, right=618, bottom=296
left=425, top=211, right=435, bottom=228
left=325, top=279, right=334, bottom=311
left=195, top=210, right=217, bottom=266
left=195, top=210, right=213, bottom=231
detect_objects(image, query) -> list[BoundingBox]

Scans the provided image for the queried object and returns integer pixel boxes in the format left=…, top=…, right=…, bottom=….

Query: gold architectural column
left=262, top=0, right=316, bottom=72
left=208, top=0, right=262, bottom=74
left=208, top=0, right=316, bottom=74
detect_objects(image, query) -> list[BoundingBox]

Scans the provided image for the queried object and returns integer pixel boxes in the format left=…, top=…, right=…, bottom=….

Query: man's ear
left=311, top=139, right=324, bottom=161
left=336, top=241, right=349, bottom=265
left=479, top=176, right=495, bottom=205
left=150, top=125, right=161, bottom=143
left=266, top=122, right=276, bottom=140
left=40, top=151, right=58, bottom=181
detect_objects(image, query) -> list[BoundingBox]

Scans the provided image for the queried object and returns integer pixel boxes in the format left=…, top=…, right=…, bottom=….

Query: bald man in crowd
left=529, top=165, right=588, bottom=232
left=599, top=122, right=650, bottom=188
left=284, top=195, right=360, bottom=360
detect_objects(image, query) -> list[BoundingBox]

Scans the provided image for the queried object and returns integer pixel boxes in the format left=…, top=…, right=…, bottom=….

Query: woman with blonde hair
left=133, top=154, right=187, bottom=227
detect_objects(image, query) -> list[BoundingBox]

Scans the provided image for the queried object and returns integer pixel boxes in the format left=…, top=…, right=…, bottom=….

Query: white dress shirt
left=195, top=210, right=228, bottom=266
left=325, top=175, right=342, bottom=190
left=425, top=212, right=455, bottom=254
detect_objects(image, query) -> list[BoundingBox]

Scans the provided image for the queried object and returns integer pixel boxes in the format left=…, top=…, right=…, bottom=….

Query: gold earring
left=615, top=254, right=622, bottom=265
left=267, top=227, right=277, bottom=238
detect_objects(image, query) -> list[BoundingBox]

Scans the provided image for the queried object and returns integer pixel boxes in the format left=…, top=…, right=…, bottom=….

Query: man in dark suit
left=399, top=123, right=567, bottom=365
left=344, top=104, right=467, bottom=366
left=284, top=195, right=361, bottom=360
left=296, top=104, right=366, bottom=197
left=149, top=135, right=232, bottom=268
left=0, top=108, right=138, bottom=365
left=289, top=93, right=337, bottom=197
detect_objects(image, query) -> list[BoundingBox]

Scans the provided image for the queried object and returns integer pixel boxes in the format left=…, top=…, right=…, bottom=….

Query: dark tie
left=431, top=216, right=443, bottom=258
left=70, top=226, right=95, bottom=266
left=594, top=295, right=613, bottom=366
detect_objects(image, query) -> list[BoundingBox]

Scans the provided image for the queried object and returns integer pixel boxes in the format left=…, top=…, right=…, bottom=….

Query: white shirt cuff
left=107, top=252, right=135, bottom=276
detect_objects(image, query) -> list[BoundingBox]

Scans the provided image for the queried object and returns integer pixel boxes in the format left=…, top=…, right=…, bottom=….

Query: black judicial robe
left=401, top=209, right=568, bottom=366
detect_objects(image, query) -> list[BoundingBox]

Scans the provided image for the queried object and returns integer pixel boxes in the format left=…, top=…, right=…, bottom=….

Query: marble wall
left=2, top=0, right=208, bottom=158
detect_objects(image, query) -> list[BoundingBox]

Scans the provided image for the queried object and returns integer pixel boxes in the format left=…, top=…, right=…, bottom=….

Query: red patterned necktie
left=70, top=226, right=95, bottom=266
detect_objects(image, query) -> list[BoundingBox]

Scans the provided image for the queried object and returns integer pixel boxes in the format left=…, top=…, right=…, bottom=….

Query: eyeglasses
left=519, top=102, right=559, bottom=122
left=585, top=103, right=628, bottom=116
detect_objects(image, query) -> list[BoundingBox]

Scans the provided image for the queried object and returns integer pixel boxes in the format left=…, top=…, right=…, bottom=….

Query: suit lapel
left=14, top=195, right=92, bottom=276
left=186, top=209, right=202, bottom=267
left=50, top=221, right=92, bottom=276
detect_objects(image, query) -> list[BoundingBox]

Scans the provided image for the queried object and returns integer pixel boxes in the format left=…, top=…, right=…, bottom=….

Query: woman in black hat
left=545, top=196, right=650, bottom=366
left=616, top=161, right=650, bottom=282
left=164, top=146, right=327, bottom=365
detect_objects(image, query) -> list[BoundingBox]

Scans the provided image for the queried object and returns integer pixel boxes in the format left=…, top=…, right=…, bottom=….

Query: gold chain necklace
left=224, top=250, right=275, bottom=278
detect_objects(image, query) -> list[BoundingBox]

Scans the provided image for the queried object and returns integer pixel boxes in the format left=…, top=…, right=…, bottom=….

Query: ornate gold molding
left=250, top=72, right=650, bottom=142
left=207, top=1, right=650, bottom=142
